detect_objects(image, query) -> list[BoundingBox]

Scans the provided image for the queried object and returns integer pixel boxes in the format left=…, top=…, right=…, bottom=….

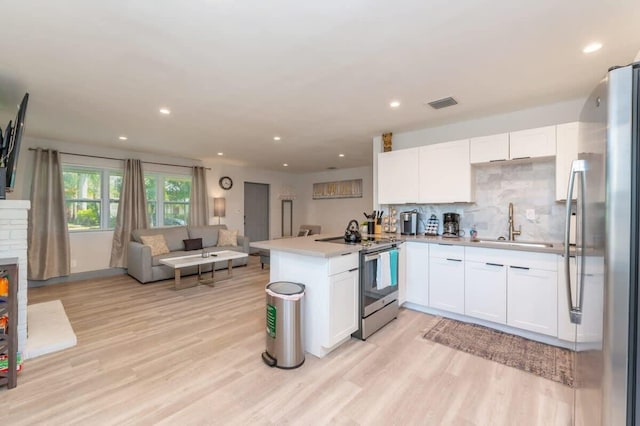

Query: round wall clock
left=219, top=176, right=233, bottom=190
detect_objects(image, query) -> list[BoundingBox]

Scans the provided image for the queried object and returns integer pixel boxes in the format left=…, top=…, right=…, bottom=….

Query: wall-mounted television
left=0, top=93, right=28, bottom=199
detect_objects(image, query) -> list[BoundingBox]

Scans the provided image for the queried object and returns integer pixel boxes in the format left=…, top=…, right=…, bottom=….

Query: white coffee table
left=159, top=250, right=249, bottom=290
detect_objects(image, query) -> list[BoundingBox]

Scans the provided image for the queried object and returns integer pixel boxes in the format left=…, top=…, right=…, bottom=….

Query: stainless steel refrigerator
left=565, top=62, right=639, bottom=425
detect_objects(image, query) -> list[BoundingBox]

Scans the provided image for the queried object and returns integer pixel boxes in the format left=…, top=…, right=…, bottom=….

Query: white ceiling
left=0, top=0, right=639, bottom=172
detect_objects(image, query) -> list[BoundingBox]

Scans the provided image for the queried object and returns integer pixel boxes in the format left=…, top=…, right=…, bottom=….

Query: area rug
left=24, top=300, right=77, bottom=360
left=423, top=317, right=574, bottom=387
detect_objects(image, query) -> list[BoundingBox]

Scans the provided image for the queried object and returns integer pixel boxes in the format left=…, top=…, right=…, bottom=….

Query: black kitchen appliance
left=401, top=210, right=418, bottom=235
left=344, top=219, right=362, bottom=243
left=442, top=212, right=461, bottom=237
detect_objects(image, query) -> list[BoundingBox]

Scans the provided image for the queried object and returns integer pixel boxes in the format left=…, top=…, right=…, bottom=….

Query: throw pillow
left=183, top=238, right=203, bottom=251
left=140, top=234, right=170, bottom=256
left=217, top=229, right=238, bottom=247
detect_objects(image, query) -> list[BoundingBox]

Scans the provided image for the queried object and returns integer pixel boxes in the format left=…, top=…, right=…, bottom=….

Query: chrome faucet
left=508, top=202, right=521, bottom=241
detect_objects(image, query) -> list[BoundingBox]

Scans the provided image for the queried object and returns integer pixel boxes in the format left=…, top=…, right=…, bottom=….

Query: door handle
left=446, top=258, right=462, bottom=262
left=509, top=265, right=530, bottom=270
left=485, top=262, right=504, bottom=267
left=564, top=159, right=586, bottom=324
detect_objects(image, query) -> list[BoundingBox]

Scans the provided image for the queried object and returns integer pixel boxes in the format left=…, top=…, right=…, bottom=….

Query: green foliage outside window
left=64, top=169, right=101, bottom=230
left=63, top=166, right=191, bottom=231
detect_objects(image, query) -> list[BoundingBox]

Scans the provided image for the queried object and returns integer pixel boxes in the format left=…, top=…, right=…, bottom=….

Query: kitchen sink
left=470, top=239, right=554, bottom=248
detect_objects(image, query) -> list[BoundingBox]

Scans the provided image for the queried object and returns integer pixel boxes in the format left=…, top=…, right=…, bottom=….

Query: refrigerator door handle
left=564, top=159, right=586, bottom=324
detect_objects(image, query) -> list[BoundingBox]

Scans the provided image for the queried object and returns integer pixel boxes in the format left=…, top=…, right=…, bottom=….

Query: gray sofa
left=127, top=225, right=250, bottom=284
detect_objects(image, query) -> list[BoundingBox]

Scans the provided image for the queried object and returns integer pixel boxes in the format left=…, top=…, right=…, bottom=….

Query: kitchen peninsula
left=251, top=235, right=362, bottom=358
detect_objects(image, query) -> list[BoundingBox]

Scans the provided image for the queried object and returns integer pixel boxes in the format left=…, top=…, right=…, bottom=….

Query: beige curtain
left=110, top=159, right=148, bottom=268
left=28, top=149, right=70, bottom=280
left=189, top=166, right=209, bottom=226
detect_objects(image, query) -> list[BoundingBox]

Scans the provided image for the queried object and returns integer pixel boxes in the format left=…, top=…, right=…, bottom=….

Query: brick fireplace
left=0, top=200, right=30, bottom=352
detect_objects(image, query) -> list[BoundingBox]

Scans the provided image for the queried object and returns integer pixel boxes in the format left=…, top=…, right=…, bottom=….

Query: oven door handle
left=364, top=253, right=380, bottom=262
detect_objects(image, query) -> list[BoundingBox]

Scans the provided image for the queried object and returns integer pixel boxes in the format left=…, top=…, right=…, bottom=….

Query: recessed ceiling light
left=582, top=42, right=603, bottom=54
left=283, top=163, right=288, bottom=167
left=217, top=152, right=223, bottom=156
left=118, top=136, right=128, bottom=141
left=339, top=154, right=345, bottom=157
left=159, top=107, right=171, bottom=115
left=389, top=100, right=401, bottom=108
left=273, top=136, right=281, bottom=141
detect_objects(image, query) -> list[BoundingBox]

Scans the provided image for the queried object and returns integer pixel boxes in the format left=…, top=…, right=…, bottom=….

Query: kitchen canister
left=425, top=214, right=439, bottom=236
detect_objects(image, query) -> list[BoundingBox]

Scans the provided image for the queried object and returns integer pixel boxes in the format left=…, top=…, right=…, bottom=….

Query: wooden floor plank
left=0, top=257, right=573, bottom=425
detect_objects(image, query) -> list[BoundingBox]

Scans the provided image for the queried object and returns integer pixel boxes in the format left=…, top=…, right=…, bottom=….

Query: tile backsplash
left=390, top=159, right=566, bottom=242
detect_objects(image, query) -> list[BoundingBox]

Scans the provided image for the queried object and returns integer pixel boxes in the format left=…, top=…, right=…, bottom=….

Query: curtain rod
left=28, top=148, right=211, bottom=170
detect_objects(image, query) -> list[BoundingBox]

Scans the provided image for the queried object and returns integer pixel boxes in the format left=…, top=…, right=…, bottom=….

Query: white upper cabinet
left=469, top=133, right=509, bottom=164
left=419, top=139, right=473, bottom=203
left=509, top=125, right=556, bottom=160
left=555, top=122, right=579, bottom=201
left=377, top=147, right=420, bottom=204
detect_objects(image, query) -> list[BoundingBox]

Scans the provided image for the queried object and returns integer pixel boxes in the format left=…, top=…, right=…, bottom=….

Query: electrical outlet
left=526, top=209, right=536, bottom=221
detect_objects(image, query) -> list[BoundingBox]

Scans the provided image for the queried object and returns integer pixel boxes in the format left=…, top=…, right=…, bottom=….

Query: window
left=63, top=165, right=190, bottom=231
left=64, top=168, right=102, bottom=231
left=63, top=166, right=122, bottom=231
left=145, top=174, right=191, bottom=227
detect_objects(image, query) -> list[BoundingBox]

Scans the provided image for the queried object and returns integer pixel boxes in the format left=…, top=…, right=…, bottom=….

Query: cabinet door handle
left=512, top=156, right=531, bottom=160
left=446, top=258, right=462, bottom=262
left=348, top=267, right=359, bottom=272
left=485, top=262, right=504, bottom=267
left=341, top=252, right=352, bottom=256
left=509, top=265, right=530, bottom=270
left=489, top=159, right=507, bottom=163
left=438, top=243, right=453, bottom=246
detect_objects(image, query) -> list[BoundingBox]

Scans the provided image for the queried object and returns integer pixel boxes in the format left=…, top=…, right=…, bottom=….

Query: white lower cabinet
left=405, top=242, right=429, bottom=306
left=429, top=246, right=465, bottom=314
left=464, top=261, right=507, bottom=324
left=326, top=267, right=359, bottom=348
left=507, top=266, right=558, bottom=336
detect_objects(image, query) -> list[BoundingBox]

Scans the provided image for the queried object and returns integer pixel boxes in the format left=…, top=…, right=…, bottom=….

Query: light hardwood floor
left=0, top=257, right=573, bottom=425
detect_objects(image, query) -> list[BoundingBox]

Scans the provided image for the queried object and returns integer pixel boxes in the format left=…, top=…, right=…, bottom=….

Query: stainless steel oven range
left=315, top=236, right=401, bottom=340
left=352, top=241, right=400, bottom=340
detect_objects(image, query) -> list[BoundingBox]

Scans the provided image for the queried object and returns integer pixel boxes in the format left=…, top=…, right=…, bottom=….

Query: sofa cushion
left=218, top=229, right=238, bottom=247
left=188, top=225, right=227, bottom=248
left=183, top=238, right=203, bottom=251
left=140, top=234, right=170, bottom=256
left=132, top=226, right=189, bottom=251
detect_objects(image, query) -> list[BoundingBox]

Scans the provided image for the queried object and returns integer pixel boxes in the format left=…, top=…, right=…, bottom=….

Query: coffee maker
left=401, top=210, right=418, bottom=235
left=442, top=212, right=461, bottom=237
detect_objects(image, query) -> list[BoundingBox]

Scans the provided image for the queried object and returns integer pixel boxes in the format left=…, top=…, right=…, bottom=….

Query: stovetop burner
left=315, top=235, right=399, bottom=251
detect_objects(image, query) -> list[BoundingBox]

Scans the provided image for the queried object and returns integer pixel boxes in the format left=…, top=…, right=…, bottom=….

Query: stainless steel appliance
left=442, top=212, right=461, bottom=237
left=315, top=235, right=401, bottom=339
left=564, top=62, right=638, bottom=425
left=401, top=210, right=418, bottom=235
left=261, top=281, right=305, bottom=369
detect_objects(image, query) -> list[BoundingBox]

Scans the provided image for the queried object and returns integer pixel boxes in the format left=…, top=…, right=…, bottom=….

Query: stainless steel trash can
left=261, top=281, right=305, bottom=369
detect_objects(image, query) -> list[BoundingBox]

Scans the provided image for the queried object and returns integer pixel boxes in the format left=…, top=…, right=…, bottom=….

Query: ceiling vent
left=426, top=97, right=458, bottom=110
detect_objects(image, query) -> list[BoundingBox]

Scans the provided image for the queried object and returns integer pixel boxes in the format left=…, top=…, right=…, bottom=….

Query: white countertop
left=401, top=234, right=566, bottom=255
left=251, top=233, right=580, bottom=257
left=250, top=234, right=362, bottom=258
